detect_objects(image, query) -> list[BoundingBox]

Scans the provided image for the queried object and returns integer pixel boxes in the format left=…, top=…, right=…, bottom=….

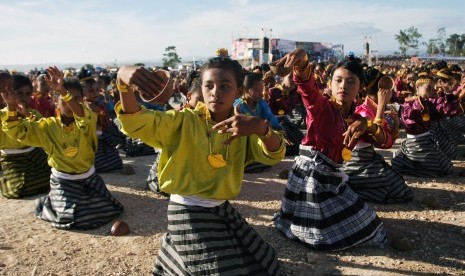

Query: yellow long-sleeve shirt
left=116, top=102, right=285, bottom=200
left=2, top=106, right=98, bottom=174
left=0, top=109, right=43, bottom=149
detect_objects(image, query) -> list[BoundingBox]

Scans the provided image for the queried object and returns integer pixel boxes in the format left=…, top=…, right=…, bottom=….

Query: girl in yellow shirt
left=1, top=67, right=123, bottom=230
left=0, top=74, right=50, bottom=198
left=116, top=56, right=285, bottom=275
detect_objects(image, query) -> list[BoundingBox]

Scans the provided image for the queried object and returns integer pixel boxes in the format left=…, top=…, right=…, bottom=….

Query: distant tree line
left=395, top=26, right=465, bottom=57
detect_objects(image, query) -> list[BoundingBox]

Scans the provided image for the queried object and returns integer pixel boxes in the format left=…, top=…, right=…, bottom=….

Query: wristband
left=117, top=79, right=131, bottom=93
left=374, top=117, right=385, bottom=126
left=7, top=110, right=17, bottom=117
left=62, top=92, right=73, bottom=102
left=366, top=119, right=373, bottom=129
left=259, top=121, right=273, bottom=140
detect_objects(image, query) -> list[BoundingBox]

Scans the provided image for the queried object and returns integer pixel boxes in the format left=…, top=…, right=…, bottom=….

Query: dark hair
left=260, top=63, right=270, bottom=72
left=434, top=60, right=448, bottom=71
left=331, top=55, right=365, bottom=84
left=243, top=72, right=263, bottom=89
left=200, top=56, right=244, bottom=87
left=79, top=78, right=96, bottom=90
left=187, top=70, right=200, bottom=90
left=13, top=75, right=33, bottom=93
left=63, top=78, right=83, bottom=96
left=364, top=67, right=383, bottom=95
left=97, top=74, right=112, bottom=86
left=449, top=64, right=462, bottom=72
left=77, top=67, right=96, bottom=89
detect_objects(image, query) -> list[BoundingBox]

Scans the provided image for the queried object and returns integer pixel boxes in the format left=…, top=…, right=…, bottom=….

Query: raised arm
left=116, top=66, right=171, bottom=114
left=45, top=66, right=84, bottom=117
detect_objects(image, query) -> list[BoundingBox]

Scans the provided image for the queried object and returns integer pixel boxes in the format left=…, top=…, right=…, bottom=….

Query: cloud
left=0, top=0, right=464, bottom=67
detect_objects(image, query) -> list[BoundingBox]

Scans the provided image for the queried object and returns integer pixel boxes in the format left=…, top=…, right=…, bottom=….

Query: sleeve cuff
left=258, top=131, right=286, bottom=158
left=114, top=101, right=145, bottom=116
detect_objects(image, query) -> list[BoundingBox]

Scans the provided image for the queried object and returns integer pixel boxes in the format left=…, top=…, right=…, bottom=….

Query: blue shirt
left=233, top=98, right=282, bottom=130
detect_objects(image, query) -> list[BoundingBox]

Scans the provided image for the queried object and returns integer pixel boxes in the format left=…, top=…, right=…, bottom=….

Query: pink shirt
left=294, top=74, right=361, bottom=164
left=354, top=97, right=393, bottom=149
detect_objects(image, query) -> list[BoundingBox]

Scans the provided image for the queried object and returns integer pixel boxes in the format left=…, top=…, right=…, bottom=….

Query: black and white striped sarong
left=448, top=115, right=465, bottom=133
left=35, top=168, right=124, bottom=229
left=153, top=201, right=280, bottom=275
left=440, top=117, right=465, bottom=146
left=104, top=122, right=127, bottom=147
left=430, top=121, right=457, bottom=159
left=0, top=147, right=50, bottom=199
left=273, top=145, right=387, bottom=251
left=95, top=131, right=123, bottom=173
left=125, top=137, right=156, bottom=157
left=391, top=132, right=453, bottom=177
left=343, top=146, right=413, bottom=204
left=146, top=151, right=169, bottom=197
left=277, top=116, right=304, bottom=156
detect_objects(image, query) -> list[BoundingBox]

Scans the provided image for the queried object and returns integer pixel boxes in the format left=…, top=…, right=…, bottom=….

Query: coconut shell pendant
left=64, top=146, right=78, bottom=157
left=207, top=154, right=227, bottom=168
left=342, top=147, right=352, bottom=161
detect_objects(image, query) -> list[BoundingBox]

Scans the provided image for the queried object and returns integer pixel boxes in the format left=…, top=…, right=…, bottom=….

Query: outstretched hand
left=45, top=66, right=64, bottom=92
left=273, top=48, right=308, bottom=69
left=117, top=66, right=170, bottom=102
left=343, top=118, right=367, bottom=150
left=213, top=105, right=267, bottom=144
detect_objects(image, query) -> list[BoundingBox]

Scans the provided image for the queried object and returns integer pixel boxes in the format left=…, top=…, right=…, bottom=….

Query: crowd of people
left=0, top=48, right=464, bottom=275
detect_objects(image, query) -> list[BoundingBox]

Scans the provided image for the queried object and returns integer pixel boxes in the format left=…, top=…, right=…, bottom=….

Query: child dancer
left=434, top=69, right=465, bottom=147
left=391, top=73, right=460, bottom=177
left=1, top=67, right=123, bottom=229
left=0, top=74, right=50, bottom=198
left=343, top=68, right=413, bottom=203
left=80, top=75, right=124, bottom=173
left=273, top=49, right=387, bottom=250
left=146, top=71, right=203, bottom=195
left=116, top=56, right=285, bottom=275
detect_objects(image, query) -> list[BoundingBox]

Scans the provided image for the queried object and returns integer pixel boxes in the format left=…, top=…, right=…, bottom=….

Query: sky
left=1, top=0, right=464, bottom=69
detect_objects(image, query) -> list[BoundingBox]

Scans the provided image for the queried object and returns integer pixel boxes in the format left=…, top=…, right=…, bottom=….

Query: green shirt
left=116, top=102, right=285, bottom=200
left=0, top=109, right=43, bottom=149
left=2, top=106, right=98, bottom=174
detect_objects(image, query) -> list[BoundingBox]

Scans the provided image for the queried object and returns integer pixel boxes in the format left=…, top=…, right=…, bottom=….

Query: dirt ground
left=1, top=130, right=464, bottom=276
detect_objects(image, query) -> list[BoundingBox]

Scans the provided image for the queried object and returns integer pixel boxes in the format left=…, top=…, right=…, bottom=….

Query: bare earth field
left=1, top=130, right=464, bottom=276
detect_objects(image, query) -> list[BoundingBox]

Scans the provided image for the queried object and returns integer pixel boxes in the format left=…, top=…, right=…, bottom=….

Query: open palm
left=45, top=66, right=64, bottom=92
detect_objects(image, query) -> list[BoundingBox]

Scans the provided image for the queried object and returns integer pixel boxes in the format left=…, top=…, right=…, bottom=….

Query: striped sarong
left=125, top=137, right=156, bottom=157
left=0, top=147, right=50, bottom=199
left=95, top=131, right=123, bottom=173
left=146, top=152, right=169, bottom=197
left=153, top=201, right=280, bottom=276
left=440, top=117, right=465, bottom=146
left=343, top=146, right=413, bottom=203
left=391, top=133, right=453, bottom=177
left=104, top=122, right=127, bottom=147
left=35, top=170, right=124, bottom=229
left=273, top=145, right=387, bottom=251
left=277, top=116, right=304, bottom=156
left=449, top=115, right=465, bottom=133
left=430, top=121, right=457, bottom=159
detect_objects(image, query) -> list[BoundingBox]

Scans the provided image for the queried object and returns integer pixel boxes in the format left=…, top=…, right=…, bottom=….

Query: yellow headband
left=418, top=72, right=429, bottom=78
left=436, top=71, right=451, bottom=79
left=416, top=78, right=432, bottom=87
